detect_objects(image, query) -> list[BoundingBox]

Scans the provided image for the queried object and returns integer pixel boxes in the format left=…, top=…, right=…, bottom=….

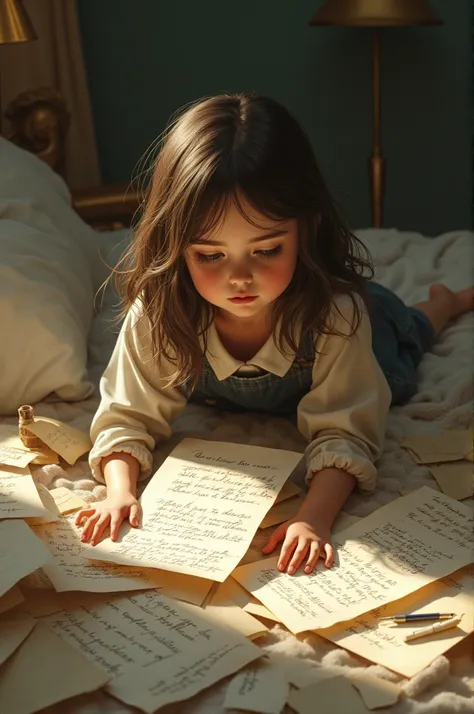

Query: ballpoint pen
left=404, top=615, right=463, bottom=643
left=380, top=612, right=457, bottom=624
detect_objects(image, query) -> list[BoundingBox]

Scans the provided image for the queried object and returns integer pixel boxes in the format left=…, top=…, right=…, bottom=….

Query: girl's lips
left=228, top=296, right=257, bottom=304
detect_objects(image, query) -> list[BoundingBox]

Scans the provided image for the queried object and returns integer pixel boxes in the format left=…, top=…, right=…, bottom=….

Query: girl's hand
left=75, top=493, right=141, bottom=546
left=262, top=517, right=334, bottom=575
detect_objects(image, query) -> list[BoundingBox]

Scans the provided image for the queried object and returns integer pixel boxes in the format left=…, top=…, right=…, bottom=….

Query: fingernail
left=287, top=566, right=294, bottom=574
left=304, top=566, right=311, bottom=573
left=278, top=563, right=285, bottom=571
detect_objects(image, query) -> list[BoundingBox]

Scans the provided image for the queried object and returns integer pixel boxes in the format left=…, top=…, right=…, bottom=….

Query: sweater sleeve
left=297, top=295, right=391, bottom=492
left=89, top=301, right=187, bottom=483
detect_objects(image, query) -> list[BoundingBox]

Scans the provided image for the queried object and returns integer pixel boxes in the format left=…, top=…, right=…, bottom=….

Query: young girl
left=77, top=93, right=473, bottom=576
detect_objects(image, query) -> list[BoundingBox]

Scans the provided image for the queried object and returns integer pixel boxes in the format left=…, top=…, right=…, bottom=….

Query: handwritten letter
left=318, top=566, right=473, bottom=678
left=234, top=487, right=474, bottom=633
left=82, top=438, right=302, bottom=581
left=32, top=516, right=170, bottom=592
left=224, top=660, right=289, bottom=714
left=0, top=622, right=109, bottom=714
left=0, top=468, right=51, bottom=519
left=45, top=590, right=261, bottom=713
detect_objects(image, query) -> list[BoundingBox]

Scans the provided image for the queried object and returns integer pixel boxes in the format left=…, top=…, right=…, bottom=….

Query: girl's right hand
left=75, top=493, right=141, bottom=546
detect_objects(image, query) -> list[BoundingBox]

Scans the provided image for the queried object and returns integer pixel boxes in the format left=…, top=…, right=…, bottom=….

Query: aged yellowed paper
left=427, top=461, right=473, bottom=501
left=348, top=672, right=400, bottom=710
left=0, top=612, right=35, bottom=667
left=0, top=467, right=51, bottom=519
left=0, top=622, right=109, bottom=714
left=204, top=581, right=269, bottom=640
left=0, top=585, right=24, bottom=615
left=81, top=438, right=302, bottom=581
left=402, top=429, right=473, bottom=464
left=32, top=516, right=172, bottom=592
left=0, top=520, right=53, bottom=598
left=260, top=494, right=305, bottom=528
left=234, top=487, right=474, bottom=633
left=26, top=416, right=92, bottom=465
left=274, top=479, right=301, bottom=504
left=44, top=589, right=261, bottom=714
left=224, top=659, right=290, bottom=714
left=288, top=676, right=370, bottom=714
left=317, top=566, right=473, bottom=677
left=48, top=486, right=88, bottom=513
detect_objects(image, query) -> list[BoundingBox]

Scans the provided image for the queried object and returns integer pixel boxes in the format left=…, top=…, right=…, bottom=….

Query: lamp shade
left=0, top=0, right=37, bottom=44
left=309, top=0, right=442, bottom=27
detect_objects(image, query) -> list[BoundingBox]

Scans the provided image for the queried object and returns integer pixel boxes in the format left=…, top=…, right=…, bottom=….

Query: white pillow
left=0, top=139, right=100, bottom=414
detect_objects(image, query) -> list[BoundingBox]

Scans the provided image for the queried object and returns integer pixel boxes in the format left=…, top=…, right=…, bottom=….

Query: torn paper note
left=233, top=487, right=474, bottom=633
left=402, top=430, right=473, bottom=464
left=0, top=612, right=35, bottom=666
left=81, top=438, right=302, bottom=581
left=0, top=586, right=24, bottom=615
left=32, top=516, right=171, bottom=592
left=25, top=416, right=92, bottom=465
left=288, top=676, right=370, bottom=714
left=224, top=659, right=289, bottom=714
left=45, top=589, right=261, bottom=714
left=204, top=583, right=268, bottom=640
left=274, top=479, right=301, bottom=504
left=427, top=461, right=473, bottom=501
left=316, top=566, right=473, bottom=678
left=25, top=484, right=86, bottom=525
left=260, top=494, right=305, bottom=528
left=215, top=577, right=281, bottom=622
left=0, top=622, right=109, bottom=714
left=0, top=520, right=53, bottom=598
left=152, top=570, right=214, bottom=606
left=348, top=672, right=400, bottom=710
left=48, top=487, right=88, bottom=514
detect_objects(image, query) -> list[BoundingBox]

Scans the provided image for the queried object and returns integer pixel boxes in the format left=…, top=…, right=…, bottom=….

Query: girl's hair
left=116, top=93, right=373, bottom=386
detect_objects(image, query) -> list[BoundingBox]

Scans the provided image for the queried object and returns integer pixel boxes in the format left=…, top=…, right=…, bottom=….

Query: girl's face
left=185, top=199, right=299, bottom=321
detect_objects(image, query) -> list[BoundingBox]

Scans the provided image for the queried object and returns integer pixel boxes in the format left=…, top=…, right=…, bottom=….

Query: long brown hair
left=115, top=93, right=373, bottom=386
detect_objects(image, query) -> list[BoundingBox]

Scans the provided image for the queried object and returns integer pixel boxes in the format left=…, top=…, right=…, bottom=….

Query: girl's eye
left=195, top=253, right=222, bottom=263
left=255, top=246, right=282, bottom=258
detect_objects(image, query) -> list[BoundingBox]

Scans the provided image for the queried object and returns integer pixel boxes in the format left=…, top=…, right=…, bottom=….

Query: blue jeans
left=368, top=282, right=434, bottom=404
left=181, top=281, right=434, bottom=411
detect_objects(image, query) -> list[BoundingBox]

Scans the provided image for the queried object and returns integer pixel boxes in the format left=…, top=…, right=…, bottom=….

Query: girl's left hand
left=262, top=517, right=334, bottom=575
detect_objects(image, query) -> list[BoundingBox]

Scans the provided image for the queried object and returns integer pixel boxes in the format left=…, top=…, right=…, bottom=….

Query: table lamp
left=309, top=1, right=442, bottom=227
left=0, top=0, right=37, bottom=133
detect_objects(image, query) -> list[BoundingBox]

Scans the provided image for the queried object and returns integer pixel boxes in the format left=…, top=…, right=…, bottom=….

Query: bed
left=0, top=128, right=473, bottom=713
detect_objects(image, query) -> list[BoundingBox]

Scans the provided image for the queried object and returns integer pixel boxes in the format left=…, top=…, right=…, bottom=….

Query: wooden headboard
left=5, top=87, right=141, bottom=231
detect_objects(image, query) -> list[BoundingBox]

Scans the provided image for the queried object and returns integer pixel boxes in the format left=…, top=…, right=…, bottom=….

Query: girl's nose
left=229, top=265, right=253, bottom=286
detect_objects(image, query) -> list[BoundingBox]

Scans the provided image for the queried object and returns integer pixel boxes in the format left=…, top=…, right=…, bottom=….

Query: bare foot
left=428, top=284, right=474, bottom=319
left=412, top=284, right=473, bottom=337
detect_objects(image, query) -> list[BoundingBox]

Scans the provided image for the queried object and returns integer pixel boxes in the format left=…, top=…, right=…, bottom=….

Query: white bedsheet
left=3, top=228, right=473, bottom=713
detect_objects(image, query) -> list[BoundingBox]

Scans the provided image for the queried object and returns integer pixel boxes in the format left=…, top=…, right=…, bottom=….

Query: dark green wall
left=78, top=0, right=472, bottom=235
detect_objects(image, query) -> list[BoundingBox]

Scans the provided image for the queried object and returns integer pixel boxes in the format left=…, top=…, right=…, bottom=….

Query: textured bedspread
left=3, top=228, right=473, bottom=713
